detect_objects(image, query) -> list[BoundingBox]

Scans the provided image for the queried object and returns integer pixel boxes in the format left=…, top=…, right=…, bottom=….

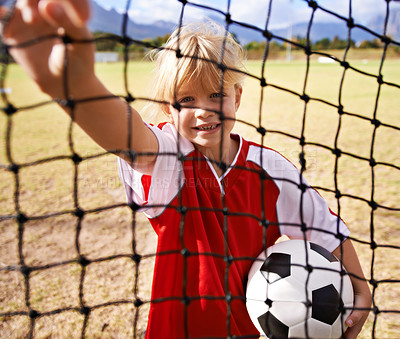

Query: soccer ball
left=246, top=240, right=354, bottom=338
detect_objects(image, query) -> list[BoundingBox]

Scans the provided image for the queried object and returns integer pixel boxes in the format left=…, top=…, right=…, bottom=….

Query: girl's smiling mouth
left=194, top=123, right=220, bottom=131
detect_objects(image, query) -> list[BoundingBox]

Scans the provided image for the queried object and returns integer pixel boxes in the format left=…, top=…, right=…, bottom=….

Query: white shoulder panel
left=118, top=123, right=194, bottom=218
left=247, top=145, right=350, bottom=252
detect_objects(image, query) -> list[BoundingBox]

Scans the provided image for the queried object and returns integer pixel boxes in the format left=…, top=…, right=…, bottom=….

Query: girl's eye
left=179, top=97, right=194, bottom=104
left=210, top=92, right=225, bottom=99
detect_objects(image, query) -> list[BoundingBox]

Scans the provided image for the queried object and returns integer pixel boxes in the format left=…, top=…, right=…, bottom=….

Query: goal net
left=1, top=0, right=399, bottom=338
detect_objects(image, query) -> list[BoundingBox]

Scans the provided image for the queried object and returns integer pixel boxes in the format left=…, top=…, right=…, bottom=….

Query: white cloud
left=301, top=0, right=400, bottom=25
left=125, top=0, right=182, bottom=24
left=95, top=0, right=400, bottom=27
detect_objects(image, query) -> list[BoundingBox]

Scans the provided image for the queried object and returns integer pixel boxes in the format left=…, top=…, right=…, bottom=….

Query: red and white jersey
left=118, top=122, right=350, bottom=339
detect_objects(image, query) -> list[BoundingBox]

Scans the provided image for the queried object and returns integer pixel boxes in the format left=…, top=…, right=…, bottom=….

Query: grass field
left=1, top=56, right=399, bottom=338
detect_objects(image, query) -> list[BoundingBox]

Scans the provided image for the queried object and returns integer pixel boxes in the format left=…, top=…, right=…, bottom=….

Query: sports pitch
left=0, top=58, right=399, bottom=337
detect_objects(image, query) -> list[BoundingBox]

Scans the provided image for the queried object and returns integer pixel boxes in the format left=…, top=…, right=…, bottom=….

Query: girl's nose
left=194, top=107, right=216, bottom=119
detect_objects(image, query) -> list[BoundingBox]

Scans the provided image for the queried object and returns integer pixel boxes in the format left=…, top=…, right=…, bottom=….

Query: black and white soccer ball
left=246, top=240, right=354, bottom=338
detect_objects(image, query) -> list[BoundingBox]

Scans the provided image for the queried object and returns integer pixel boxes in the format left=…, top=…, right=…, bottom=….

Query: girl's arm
left=1, top=0, right=158, bottom=173
left=332, top=239, right=372, bottom=339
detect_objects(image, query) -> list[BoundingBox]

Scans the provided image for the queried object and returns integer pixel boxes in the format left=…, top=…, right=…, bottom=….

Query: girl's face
left=168, top=83, right=242, bottom=157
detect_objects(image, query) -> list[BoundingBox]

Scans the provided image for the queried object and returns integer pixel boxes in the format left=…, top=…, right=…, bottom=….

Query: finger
left=68, top=0, right=91, bottom=26
left=343, top=314, right=365, bottom=339
left=343, top=326, right=360, bottom=339
left=39, top=0, right=90, bottom=28
left=38, top=0, right=91, bottom=39
left=345, top=309, right=363, bottom=328
left=16, top=0, right=41, bottom=24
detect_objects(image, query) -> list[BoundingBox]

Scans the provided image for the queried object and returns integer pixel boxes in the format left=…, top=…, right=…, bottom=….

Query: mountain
left=88, top=0, right=175, bottom=40
left=227, top=12, right=400, bottom=44
left=88, top=1, right=400, bottom=44
left=367, top=8, right=400, bottom=42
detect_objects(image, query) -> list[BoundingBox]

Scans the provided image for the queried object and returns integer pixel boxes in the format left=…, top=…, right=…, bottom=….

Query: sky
left=94, top=0, right=400, bottom=29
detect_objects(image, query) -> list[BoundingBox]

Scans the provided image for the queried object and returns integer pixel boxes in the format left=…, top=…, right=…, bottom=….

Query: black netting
left=1, top=0, right=399, bottom=338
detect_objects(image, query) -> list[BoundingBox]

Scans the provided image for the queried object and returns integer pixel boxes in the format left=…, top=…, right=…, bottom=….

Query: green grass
left=1, top=58, right=399, bottom=338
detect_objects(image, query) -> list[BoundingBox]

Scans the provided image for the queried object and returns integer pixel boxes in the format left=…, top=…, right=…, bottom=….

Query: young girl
left=1, top=1, right=371, bottom=338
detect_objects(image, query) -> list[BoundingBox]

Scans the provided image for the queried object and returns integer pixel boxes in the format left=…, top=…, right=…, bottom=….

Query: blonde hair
left=143, top=20, right=246, bottom=119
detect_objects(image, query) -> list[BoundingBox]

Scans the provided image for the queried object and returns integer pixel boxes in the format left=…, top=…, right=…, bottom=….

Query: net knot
left=134, top=298, right=144, bottom=307
left=173, top=101, right=181, bottom=112
left=338, top=105, right=344, bottom=115
left=300, top=94, right=310, bottom=103
left=120, top=36, right=133, bottom=47
left=377, top=75, right=384, bottom=85
left=299, top=136, right=306, bottom=146
left=371, top=119, right=381, bottom=127
left=74, top=208, right=85, bottom=218
left=381, top=35, right=392, bottom=45
left=224, top=256, right=233, bottom=265
left=218, top=62, right=227, bottom=72
left=58, top=98, right=76, bottom=110
left=262, top=30, right=273, bottom=41
left=17, top=213, right=28, bottom=224
left=219, top=162, right=228, bottom=173
left=128, top=201, right=140, bottom=211
left=20, top=265, right=31, bottom=276
left=259, top=171, right=267, bottom=181
left=3, top=103, right=18, bottom=116
left=181, top=296, right=191, bottom=305
left=332, top=148, right=342, bottom=157
left=125, top=150, right=137, bottom=163
left=369, top=278, right=378, bottom=288
left=260, top=77, right=267, bottom=87
left=340, top=60, right=350, bottom=69
left=178, top=205, right=187, bottom=215
left=29, top=310, right=39, bottom=319
left=225, top=13, right=232, bottom=25
left=125, top=93, right=135, bottom=103
left=336, top=232, right=345, bottom=242
left=62, top=34, right=73, bottom=45
left=181, top=248, right=190, bottom=257
left=80, top=306, right=91, bottom=316
left=78, top=255, right=90, bottom=267
left=368, top=200, right=378, bottom=210
left=132, top=253, right=142, bottom=264
left=8, top=163, right=20, bottom=174
left=308, top=0, right=319, bottom=10
left=299, top=183, right=308, bottom=193
left=178, top=152, right=186, bottom=162
left=260, top=219, right=270, bottom=228
left=373, top=306, right=380, bottom=315
left=347, top=18, right=355, bottom=29
left=176, top=48, right=183, bottom=59
left=369, top=158, right=376, bottom=167
left=71, top=153, right=83, bottom=165
left=257, top=126, right=266, bottom=136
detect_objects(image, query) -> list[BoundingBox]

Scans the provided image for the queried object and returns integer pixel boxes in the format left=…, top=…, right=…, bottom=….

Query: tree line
left=243, top=35, right=394, bottom=51
left=93, top=31, right=400, bottom=59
